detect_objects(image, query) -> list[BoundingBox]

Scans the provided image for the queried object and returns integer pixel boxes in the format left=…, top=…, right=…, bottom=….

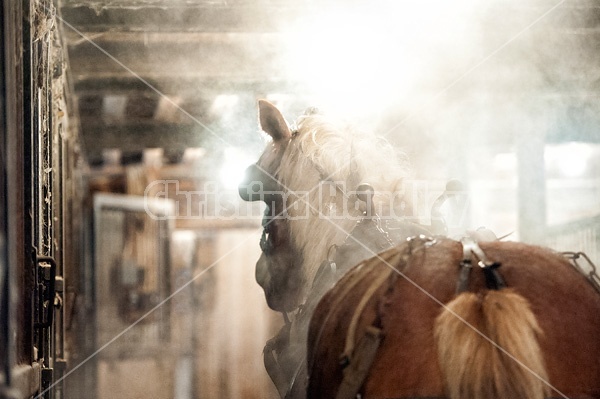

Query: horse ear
left=258, top=100, right=291, bottom=142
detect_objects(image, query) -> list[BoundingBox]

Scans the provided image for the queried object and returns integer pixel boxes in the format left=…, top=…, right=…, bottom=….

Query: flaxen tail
left=434, top=289, right=549, bottom=399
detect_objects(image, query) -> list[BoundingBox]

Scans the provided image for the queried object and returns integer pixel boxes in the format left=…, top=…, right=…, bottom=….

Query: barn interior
left=1, top=0, right=599, bottom=398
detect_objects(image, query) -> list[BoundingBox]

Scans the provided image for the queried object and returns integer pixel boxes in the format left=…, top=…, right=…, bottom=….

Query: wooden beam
left=72, top=75, right=300, bottom=97
left=80, top=120, right=206, bottom=159
left=60, top=1, right=600, bottom=35
left=60, top=3, right=311, bottom=33
left=66, top=32, right=286, bottom=83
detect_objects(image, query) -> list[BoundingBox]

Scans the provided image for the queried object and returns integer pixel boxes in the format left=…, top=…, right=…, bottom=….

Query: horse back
left=480, top=241, right=600, bottom=397
left=307, top=238, right=600, bottom=398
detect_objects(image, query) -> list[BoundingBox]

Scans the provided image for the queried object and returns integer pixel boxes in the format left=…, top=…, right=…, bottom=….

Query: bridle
left=255, top=127, right=366, bottom=291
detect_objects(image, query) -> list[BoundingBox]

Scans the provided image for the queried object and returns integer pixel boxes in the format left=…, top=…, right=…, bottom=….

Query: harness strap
left=456, top=238, right=474, bottom=293
left=308, top=248, right=403, bottom=374
left=459, top=237, right=505, bottom=291
left=263, top=324, right=293, bottom=398
left=335, top=238, right=435, bottom=399
left=335, top=325, right=383, bottom=399
left=340, top=268, right=393, bottom=362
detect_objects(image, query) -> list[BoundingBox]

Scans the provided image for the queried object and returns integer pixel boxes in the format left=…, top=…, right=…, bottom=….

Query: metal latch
left=35, top=256, right=57, bottom=329
left=41, top=367, right=54, bottom=393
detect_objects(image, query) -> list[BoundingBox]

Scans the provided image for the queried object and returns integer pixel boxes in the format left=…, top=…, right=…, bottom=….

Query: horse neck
left=280, top=114, right=409, bottom=297
left=285, top=184, right=364, bottom=292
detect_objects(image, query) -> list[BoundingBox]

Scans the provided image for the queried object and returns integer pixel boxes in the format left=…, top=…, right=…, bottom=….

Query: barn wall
left=0, top=0, right=85, bottom=397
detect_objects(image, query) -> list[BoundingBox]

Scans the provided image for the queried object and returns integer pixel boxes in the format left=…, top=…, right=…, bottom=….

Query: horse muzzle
left=238, top=164, right=280, bottom=202
left=256, top=252, right=287, bottom=311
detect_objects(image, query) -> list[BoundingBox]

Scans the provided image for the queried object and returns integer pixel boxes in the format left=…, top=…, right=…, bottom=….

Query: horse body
left=308, top=238, right=600, bottom=399
left=240, top=100, right=600, bottom=399
left=241, top=100, right=417, bottom=396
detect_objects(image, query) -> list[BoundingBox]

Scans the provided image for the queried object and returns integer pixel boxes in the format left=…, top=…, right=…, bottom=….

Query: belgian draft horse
left=239, top=100, right=600, bottom=399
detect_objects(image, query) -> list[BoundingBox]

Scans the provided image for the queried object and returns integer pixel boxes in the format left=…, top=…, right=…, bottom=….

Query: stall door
left=92, top=194, right=175, bottom=399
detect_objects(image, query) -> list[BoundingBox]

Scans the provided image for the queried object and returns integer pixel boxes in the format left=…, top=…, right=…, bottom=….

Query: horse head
left=240, top=100, right=415, bottom=314
left=239, top=100, right=306, bottom=312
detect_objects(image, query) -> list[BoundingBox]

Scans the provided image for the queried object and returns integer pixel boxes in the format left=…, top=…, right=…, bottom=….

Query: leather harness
left=261, top=184, right=433, bottom=398
left=259, top=181, right=600, bottom=399
left=326, top=238, right=600, bottom=399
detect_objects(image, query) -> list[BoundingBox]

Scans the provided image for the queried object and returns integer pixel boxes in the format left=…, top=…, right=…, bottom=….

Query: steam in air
left=211, top=0, right=599, bottom=238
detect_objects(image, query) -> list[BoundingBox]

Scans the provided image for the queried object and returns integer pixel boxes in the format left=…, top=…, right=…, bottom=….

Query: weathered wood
left=81, top=120, right=204, bottom=152
left=60, top=3, right=307, bottom=33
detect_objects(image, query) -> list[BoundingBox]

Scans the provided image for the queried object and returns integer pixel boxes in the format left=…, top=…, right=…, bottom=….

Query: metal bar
left=0, top=0, right=9, bottom=387
left=22, top=0, right=35, bottom=367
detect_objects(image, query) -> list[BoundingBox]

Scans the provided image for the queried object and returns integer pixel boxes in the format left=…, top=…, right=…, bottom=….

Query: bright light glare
left=282, top=0, right=478, bottom=116
left=210, top=94, right=239, bottom=115
left=285, top=11, right=416, bottom=113
left=493, top=152, right=517, bottom=173
left=220, top=147, right=255, bottom=190
left=546, top=142, right=594, bottom=178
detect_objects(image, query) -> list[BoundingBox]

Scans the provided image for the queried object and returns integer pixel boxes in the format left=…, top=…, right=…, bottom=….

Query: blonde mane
left=276, top=113, right=411, bottom=287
